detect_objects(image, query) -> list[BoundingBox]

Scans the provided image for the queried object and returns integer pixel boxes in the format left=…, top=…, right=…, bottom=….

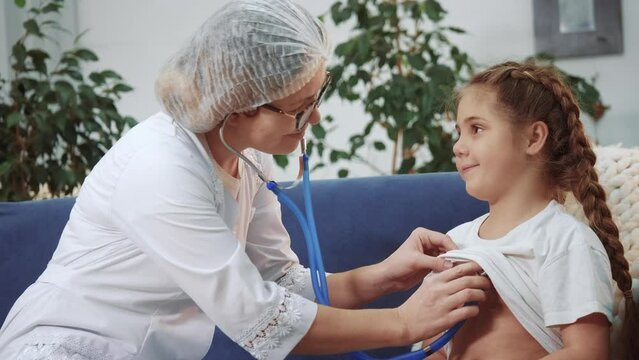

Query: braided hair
left=463, top=61, right=637, bottom=359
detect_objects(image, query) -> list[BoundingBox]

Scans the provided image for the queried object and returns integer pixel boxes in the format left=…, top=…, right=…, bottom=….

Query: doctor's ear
left=524, top=121, right=549, bottom=156
left=225, top=109, right=258, bottom=127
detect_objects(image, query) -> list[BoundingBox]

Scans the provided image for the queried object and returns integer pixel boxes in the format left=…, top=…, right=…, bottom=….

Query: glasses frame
left=261, top=72, right=332, bottom=130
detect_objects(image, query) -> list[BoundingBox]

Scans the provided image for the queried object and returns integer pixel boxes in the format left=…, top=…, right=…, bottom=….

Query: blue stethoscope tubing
left=216, top=118, right=465, bottom=358
left=265, top=153, right=468, bottom=359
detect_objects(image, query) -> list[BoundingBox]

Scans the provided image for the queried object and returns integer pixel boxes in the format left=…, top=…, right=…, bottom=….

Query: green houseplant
left=274, top=0, right=609, bottom=178
left=293, top=0, right=473, bottom=177
left=0, top=0, right=136, bottom=201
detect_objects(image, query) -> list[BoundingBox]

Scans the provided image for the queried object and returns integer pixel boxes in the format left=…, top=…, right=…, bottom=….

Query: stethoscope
left=218, top=121, right=467, bottom=359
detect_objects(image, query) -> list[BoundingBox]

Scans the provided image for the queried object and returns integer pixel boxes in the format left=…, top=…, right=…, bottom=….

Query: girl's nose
left=452, top=136, right=467, bottom=157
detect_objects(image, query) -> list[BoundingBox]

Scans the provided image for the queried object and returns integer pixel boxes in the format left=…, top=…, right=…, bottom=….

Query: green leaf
left=51, top=111, right=66, bottom=131
left=329, top=150, right=339, bottom=163
left=28, top=49, right=49, bottom=74
left=89, top=72, right=105, bottom=85
left=124, top=116, right=137, bottom=127
left=54, top=80, right=75, bottom=106
left=101, top=70, right=122, bottom=80
left=373, top=141, right=386, bottom=150
left=337, top=169, right=349, bottom=178
left=330, top=2, right=353, bottom=25
left=305, top=140, right=314, bottom=156
left=64, top=169, right=77, bottom=185
left=426, top=128, right=442, bottom=149
left=447, top=26, right=465, bottom=34
left=0, top=161, right=13, bottom=176
left=398, top=157, right=416, bottom=174
left=41, top=2, right=63, bottom=13
left=424, top=0, right=446, bottom=22
left=112, top=83, right=133, bottom=93
left=66, top=70, right=84, bottom=81
left=34, top=82, right=51, bottom=97
left=427, top=64, right=456, bottom=85
left=14, top=0, right=26, bottom=8
left=12, top=42, right=27, bottom=63
left=407, top=54, right=427, bottom=70
left=273, top=154, right=289, bottom=169
left=74, top=48, right=98, bottom=61
left=23, top=19, right=42, bottom=36
left=311, top=124, right=326, bottom=139
left=33, top=165, right=47, bottom=184
left=329, top=150, right=349, bottom=163
left=7, top=112, right=24, bottom=127
left=61, top=55, right=80, bottom=68
left=349, top=135, right=365, bottom=152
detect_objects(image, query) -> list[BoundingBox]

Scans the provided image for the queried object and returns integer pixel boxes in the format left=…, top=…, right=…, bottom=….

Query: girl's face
left=453, top=86, right=530, bottom=202
left=229, top=70, right=328, bottom=155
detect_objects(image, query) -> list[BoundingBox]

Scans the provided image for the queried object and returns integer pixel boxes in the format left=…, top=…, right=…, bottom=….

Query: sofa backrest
left=0, top=172, right=487, bottom=359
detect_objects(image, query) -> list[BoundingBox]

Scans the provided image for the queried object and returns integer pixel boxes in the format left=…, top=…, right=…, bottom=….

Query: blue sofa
left=0, top=172, right=487, bottom=359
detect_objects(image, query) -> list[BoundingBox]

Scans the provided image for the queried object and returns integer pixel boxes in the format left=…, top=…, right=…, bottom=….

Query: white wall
left=0, top=0, right=7, bottom=79
left=2, top=0, right=638, bottom=180
left=0, top=0, right=24, bottom=80
left=442, top=0, right=639, bottom=149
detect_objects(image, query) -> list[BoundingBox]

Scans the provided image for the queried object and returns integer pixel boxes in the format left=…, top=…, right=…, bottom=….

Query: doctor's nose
left=308, top=108, right=321, bottom=126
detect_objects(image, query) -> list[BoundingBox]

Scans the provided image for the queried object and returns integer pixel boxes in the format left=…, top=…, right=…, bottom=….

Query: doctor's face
left=234, top=70, right=329, bottom=155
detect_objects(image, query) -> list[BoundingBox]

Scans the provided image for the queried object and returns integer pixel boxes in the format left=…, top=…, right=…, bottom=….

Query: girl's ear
left=525, top=121, right=549, bottom=156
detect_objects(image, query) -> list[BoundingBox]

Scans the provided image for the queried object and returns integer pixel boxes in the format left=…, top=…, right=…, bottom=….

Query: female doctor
left=0, top=1, right=490, bottom=359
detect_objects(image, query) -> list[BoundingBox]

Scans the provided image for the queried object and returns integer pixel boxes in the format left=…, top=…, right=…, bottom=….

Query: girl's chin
left=465, top=184, right=490, bottom=202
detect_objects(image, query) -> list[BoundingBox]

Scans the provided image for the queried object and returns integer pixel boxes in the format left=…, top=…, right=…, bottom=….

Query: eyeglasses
left=261, top=72, right=332, bottom=130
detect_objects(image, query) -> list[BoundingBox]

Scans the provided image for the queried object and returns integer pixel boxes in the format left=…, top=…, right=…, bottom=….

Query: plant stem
left=391, top=127, right=403, bottom=174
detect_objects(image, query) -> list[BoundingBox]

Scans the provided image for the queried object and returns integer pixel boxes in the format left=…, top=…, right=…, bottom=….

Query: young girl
left=427, top=61, right=637, bottom=359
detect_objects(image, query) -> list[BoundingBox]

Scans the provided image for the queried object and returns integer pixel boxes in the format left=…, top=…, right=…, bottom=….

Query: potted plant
left=0, top=0, right=135, bottom=201
left=274, top=0, right=608, bottom=178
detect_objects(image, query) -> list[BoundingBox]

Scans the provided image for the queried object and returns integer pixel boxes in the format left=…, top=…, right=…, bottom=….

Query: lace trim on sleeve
left=237, top=289, right=305, bottom=360
left=276, top=264, right=311, bottom=296
left=17, top=333, right=115, bottom=360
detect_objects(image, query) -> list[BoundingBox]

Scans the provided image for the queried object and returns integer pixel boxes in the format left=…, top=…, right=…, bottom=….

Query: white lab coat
left=0, top=112, right=318, bottom=360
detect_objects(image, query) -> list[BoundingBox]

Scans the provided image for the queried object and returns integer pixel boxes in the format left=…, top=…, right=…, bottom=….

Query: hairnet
left=156, top=0, right=331, bottom=133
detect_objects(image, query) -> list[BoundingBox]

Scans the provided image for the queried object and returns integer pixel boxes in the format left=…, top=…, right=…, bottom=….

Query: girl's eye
left=472, top=125, right=483, bottom=134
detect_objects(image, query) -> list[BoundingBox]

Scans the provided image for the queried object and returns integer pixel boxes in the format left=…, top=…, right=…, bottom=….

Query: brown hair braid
left=462, top=61, right=637, bottom=359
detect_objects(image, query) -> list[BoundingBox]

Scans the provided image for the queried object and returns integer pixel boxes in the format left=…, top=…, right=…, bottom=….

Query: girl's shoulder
left=537, top=202, right=607, bottom=258
left=447, top=213, right=488, bottom=245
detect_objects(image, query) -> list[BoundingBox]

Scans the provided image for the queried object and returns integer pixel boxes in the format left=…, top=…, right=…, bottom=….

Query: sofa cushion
left=0, top=172, right=487, bottom=359
left=0, top=197, right=75, bottom=320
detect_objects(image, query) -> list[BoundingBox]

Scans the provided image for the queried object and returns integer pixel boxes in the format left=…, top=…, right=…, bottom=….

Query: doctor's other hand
left=377, top=227, right=458, bottom=294
left=396, top=261, right=490, bottom=343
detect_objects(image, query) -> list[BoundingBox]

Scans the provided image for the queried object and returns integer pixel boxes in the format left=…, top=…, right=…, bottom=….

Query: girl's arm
left=540, top=313, right=609, bottom=360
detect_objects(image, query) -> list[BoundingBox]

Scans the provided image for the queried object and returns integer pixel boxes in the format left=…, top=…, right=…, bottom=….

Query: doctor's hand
left=396, top=261, right=490, bottom=343
left=326, top=228, right=459, bottom=308
left=376, top=227, right=458, bottom=294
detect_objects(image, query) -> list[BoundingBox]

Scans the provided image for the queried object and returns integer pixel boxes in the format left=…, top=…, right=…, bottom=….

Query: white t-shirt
left=0, top=112, right=317, bottom=360
left=447, top=200, right=614, bottom=327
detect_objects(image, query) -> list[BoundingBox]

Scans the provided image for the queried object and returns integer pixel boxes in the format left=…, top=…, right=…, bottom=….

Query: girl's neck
left=204, top=125, right=244, bottom=178
left=480, top=176, right=554, bottom=239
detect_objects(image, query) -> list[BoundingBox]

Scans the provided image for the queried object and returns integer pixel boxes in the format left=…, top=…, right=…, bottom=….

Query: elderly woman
left=0, top=1, right=489, bottom=359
